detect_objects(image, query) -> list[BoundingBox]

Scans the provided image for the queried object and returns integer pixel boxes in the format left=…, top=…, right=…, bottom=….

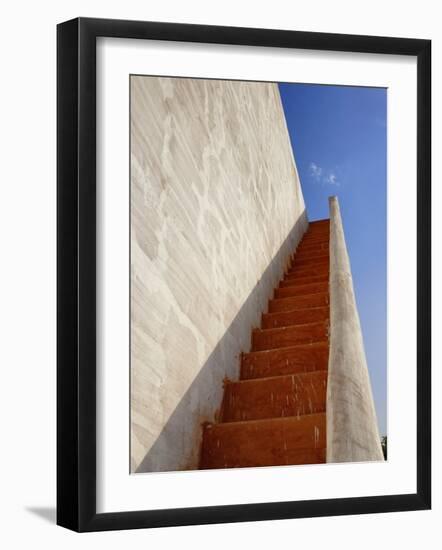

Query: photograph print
left=130, top=75, right=387, bottom=474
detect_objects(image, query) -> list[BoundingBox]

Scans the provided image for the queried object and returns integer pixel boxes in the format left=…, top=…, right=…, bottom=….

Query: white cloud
left=324, top=172, right=339, bottom=186
left=309, top=162, right=322, bottom=180
left=309, top=162, right=340, bottom=186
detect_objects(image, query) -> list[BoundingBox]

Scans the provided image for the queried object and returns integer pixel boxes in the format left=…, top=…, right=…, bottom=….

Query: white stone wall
left=131, top=76, right=307, bottom=472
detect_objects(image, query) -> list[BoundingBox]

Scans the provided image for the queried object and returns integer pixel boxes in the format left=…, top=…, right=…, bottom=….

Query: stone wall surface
left=131, top=76, right=307, bottom=472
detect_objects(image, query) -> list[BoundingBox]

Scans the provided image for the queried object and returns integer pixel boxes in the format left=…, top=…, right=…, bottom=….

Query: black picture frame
left=57, top=17, right=431, bottom=532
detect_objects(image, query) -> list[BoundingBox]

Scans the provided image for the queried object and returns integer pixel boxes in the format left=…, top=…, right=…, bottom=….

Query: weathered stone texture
left=131, top=76, right=306, bottom=472
left=327, top=196, right=384, bottom=462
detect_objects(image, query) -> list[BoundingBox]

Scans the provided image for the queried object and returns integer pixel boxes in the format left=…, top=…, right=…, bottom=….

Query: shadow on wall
left=134, top=212, right=308, bottom=474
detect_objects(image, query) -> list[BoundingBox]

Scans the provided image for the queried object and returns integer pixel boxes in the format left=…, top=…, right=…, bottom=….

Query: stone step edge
left=269, top=291, right=329, bottom=305
left=242, top=339, right=329, bottom=358
left=252, top=320, right=328, bottom=336
left=225, top=369, right=328, bottom=387
left=204, top=411, right=326, bottom=429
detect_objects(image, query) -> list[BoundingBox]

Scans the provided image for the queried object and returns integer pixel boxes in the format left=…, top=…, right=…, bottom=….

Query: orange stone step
left=262, top=306, right=329, bottom=329
left=275, top=281, right=328, bottom=299
left=268, top=292, right=329, bottom=313
left=307, top=224, right=329, bottom=230
left=200, top=413, right=326, bottom=469
left=306, top=223, right=329, bottom=230
left=294, top=245, right=330, bottom=258
left=296, top=243, right=329, bottom=253
left=301, top=226, right=328, bottom=233
left=302, top=233, right=330, bottom=241
left=241, top=341, right=329, bottom=379
left=296, top=241, right=329, bottom=253
left=302, top=226, right=327, bottom=232
left=252, top=321, right=328, bottom=351
left=280, top=274, right=328, bottom=288
left=305, top=222, right=329, bottom=230
left=301, top=231, right=329, bottom=239
left=221, top=371, right=327, bottom=422
left=291, top=254, right=329, bottom=268
left=285, top=265, right=329, bottom=280
left=289, top=252, right=330, bottom=269
left=294, top=248, right=328, bottom=261
left=297, top=241, right=329, bottom=251
left=288, top=259, right=329, bottom=274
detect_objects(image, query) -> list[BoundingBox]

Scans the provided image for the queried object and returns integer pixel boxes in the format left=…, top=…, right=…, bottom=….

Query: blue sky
left=279, top=83, right=387, bottom=436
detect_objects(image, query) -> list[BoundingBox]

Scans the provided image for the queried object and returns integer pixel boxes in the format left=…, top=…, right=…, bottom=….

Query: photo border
left=57, top=17, right=431, bottom=531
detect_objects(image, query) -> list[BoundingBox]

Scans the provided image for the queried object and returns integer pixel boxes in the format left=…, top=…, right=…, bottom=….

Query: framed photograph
left=57, top=17, right=431, bottom=531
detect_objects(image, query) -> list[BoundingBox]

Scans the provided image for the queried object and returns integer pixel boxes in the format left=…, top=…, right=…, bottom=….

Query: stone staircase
left=200, top=219, right=330, bottom=469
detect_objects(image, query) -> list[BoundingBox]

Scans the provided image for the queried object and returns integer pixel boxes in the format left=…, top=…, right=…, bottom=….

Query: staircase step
left=289, top=261, right=329, bottom=274
left=308, top=230, right=329, bottom=235
left=297, top=241, right=329, bottom=251
left=275, top=281, right=328, bottom=299
left=262, top=306, right=329, bottom=329
left=293, top=254, right=328, bottom=265
left=280, top=274, right=328, bottom=288
left=309, top=229, right=329, bottom=235
left=269, top=292, right=329, bottom=313
left=291, top=254, right=329, bottom=268
left=296, top=241, right=329, bottom=254
left=301, top=231, right=329, bottom=240
left=288, top=259, right=329, bottom=275
left=305, top=221, right=329, bottom=230
left=302, top=233, right=330, bottom=242
left=294, top=246, right=330, bottom=259
left=241, top=341, right=329, bottom=379
left=304, top=228, right=329, bottom=235
left=200, top=413, right=326, bottom=469
left=306, top=224, right=329, bottom=232
left=252, top=321, right=328, bottom=351
left=221, top=371, right=327, bottom=422
left=285, top=265, right=329, bottom=280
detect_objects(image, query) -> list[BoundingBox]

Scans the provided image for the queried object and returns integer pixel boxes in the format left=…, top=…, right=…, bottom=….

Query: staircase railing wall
left=326, top=196, right=384, bottom=462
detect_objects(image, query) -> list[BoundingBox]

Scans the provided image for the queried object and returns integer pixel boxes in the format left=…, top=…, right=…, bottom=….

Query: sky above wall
left=279, top=83, right=387, bottom=436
